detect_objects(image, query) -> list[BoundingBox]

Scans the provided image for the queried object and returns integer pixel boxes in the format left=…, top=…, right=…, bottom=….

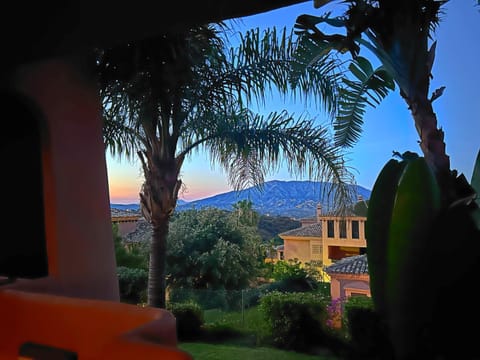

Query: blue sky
left=107, top=0, right=480, bottom=203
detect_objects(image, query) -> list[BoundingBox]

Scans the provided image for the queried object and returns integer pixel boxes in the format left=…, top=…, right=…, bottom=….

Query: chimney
left=358, top=195, right=363, bottom=202
left=316, top=203, right=322, bottom=222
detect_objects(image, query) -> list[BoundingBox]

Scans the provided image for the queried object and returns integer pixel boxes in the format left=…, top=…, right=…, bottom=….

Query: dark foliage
left=346, top=307, right=394, bottom=360
left=257, top=215, right=301, bottom=242
left=167, top=301, right=205, bottom=341
left=260, top=291, right=348, bottom=356
left=117, top=266, right=148, bottom=304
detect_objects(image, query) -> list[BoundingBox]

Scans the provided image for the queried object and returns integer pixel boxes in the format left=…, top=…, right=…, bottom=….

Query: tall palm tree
left=96, top=22, right=356, bottom=308
left=293, top=0, right=468, bottom=202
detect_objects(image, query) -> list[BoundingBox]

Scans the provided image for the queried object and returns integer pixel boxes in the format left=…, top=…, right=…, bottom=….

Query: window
left=350, top=293, right=368, bottom=297
left=311, top=244, right=321, bottom=255
left=327, top=220, right=335, bottom=238
left=279, top=251, right=284, bottom=260
left=352, top=220, right=359, bottom=239
left=340, top=220, right=347, bottom=238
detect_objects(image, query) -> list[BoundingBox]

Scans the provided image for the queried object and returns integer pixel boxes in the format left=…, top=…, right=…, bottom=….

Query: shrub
left=117, top=266, right=147, bottom=304
left=169, top=288, right=228, bottom=310
left=346, top=307, right=392, bottom=359
left=271, top=259, right=309, bottom=281
left=167, top=301, right=204, bottom=341
left=326, top=297, right=344, bottom=330
left=342, top=296, right=374, bottom=331
left=259, top=291, right=329, bottom=352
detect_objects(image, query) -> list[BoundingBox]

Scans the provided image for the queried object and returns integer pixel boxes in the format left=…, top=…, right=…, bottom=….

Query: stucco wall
left=283, top=238, right=311, bottom=262
left=329, top=274, right=370, bottom=300
left=6, top=59, right=119, bottom=301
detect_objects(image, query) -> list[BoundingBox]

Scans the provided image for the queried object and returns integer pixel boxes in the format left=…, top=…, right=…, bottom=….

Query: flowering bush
left=326, top=297, right=344, bottom=329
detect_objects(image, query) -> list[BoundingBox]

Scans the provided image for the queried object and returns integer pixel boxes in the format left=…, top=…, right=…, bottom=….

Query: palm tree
left=232, top=199, right=259, bottom=227
left=96, top=22, right=356, bottom=308
left=293, top=1, right=480, bottom=358
left=293, top=0, right=472, bottom=203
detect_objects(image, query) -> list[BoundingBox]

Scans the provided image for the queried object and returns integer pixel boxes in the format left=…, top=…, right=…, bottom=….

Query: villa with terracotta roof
left=324, top=254, right=370, bottom=299
left=278, top=204, right=367, bottom=277
left=111, top=209, right=142, bottom=237
left=324, top=254, right=371, bottom=328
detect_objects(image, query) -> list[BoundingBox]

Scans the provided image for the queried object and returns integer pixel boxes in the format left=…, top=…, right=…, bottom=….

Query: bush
left=342, top=296, right=374, bottom=331
left=117, top=266, right=148, bottom=304
left=346, top=307, right=392, bottom=359
left=169, top=288, right=229, bottom=310
left=271, top=259, right=309, bottom=281
left=167, top=301, right=204, bottom=341
left=259, top=291, right=330, bottom=352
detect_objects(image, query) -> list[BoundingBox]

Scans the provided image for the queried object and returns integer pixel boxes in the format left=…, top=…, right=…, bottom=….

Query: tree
left=232, top=199, right=259, bottom=227
left=97, top=23, right=357, bottom=308
left=112, top=223, right=148, bottom=270
left=166, top=207, right=263, bottom=290
left=257, top=215, right=301, bottom=242
left=293, top=1, right=480, bottom=358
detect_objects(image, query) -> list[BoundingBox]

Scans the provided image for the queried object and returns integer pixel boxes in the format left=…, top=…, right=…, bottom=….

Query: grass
left=179, top=342, right=341, bottom=360
left=204, top=306, right=267, bottom=331
left=200, top=306, right=270, bottom=347
left=184, top=305, right=347, bottom=359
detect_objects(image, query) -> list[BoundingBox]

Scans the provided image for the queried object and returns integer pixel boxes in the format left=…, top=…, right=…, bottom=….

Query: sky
left=106, top=0, right=480, bottom=204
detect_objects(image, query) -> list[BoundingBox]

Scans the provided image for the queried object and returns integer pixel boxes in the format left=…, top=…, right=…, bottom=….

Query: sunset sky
left=107, top=1, right=480, bottom=204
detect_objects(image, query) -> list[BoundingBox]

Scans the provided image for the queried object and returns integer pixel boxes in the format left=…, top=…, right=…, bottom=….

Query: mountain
left=110, top=203, right=140, bottom=211
left=175, top=180, right=371, bottom=219
left=111, top=199, right=189, bottom=211
left=111, top=181, right=371, bottom=219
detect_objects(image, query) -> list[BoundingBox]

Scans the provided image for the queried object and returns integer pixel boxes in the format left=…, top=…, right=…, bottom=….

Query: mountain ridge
left=111, top=180, right=371, bottom=219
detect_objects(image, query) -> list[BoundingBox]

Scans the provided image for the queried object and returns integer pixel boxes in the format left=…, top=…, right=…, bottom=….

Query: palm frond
left=190, top=107, right=357, bottom=213
left=204, top=26, right=341, bottom=117
left=101, top=90, right=144, bottom=159
left=290, top=33, right=343, bottom=117
left=335, top=56, right=395, bottom=147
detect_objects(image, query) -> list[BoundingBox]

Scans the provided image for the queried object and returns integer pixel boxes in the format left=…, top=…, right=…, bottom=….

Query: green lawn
left=204, top=306, right=268, bottom=332
left=181, top=307, right=344, bottom=359
left=179, top=343, right=341, bottom=360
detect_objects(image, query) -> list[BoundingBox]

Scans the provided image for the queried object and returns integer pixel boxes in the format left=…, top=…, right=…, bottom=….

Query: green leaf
left=366, top=158, right=406, bottom=317
left=334, top=57, right=395, bottom=147
left=471, top=149, right=480, bottom=207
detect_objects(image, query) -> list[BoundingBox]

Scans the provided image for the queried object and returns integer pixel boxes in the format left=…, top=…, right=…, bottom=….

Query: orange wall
left=329, top=273, right=370, bottom=300
left=283, top=238, right=311, bottom=263
left=7, top=58, right=119, bottom=301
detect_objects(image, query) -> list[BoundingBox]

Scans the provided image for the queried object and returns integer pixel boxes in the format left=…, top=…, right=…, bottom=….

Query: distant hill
left=110, top=203, right=140, bottom=211
left=111, top=180, right=371, bottom=219
left=111, top=199, right=188, bottom=211
left=175, top=180, right=371, bottom=219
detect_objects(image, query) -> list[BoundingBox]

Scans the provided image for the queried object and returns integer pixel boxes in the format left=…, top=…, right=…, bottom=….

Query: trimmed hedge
left=259, top=291, right=330, bottom=352
left=167, top=301, right=205, bottom=341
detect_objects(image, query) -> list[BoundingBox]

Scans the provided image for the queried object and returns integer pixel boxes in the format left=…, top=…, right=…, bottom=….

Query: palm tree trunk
left=139, top=151, right=183, bottom=308
left=148, top=219, right=169, bottom=308
left=407, top=98, right=450, bottom=172
left=403, top=95, right=452, bottom=203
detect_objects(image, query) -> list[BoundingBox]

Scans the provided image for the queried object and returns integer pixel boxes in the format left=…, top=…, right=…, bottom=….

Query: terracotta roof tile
left=279, top=222, right=322, bottom=237
left=325, top=254, right=368, bottom=275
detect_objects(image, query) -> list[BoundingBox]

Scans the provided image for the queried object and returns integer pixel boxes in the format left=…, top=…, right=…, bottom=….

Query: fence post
left=241, top=289, right=245, bottom=327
